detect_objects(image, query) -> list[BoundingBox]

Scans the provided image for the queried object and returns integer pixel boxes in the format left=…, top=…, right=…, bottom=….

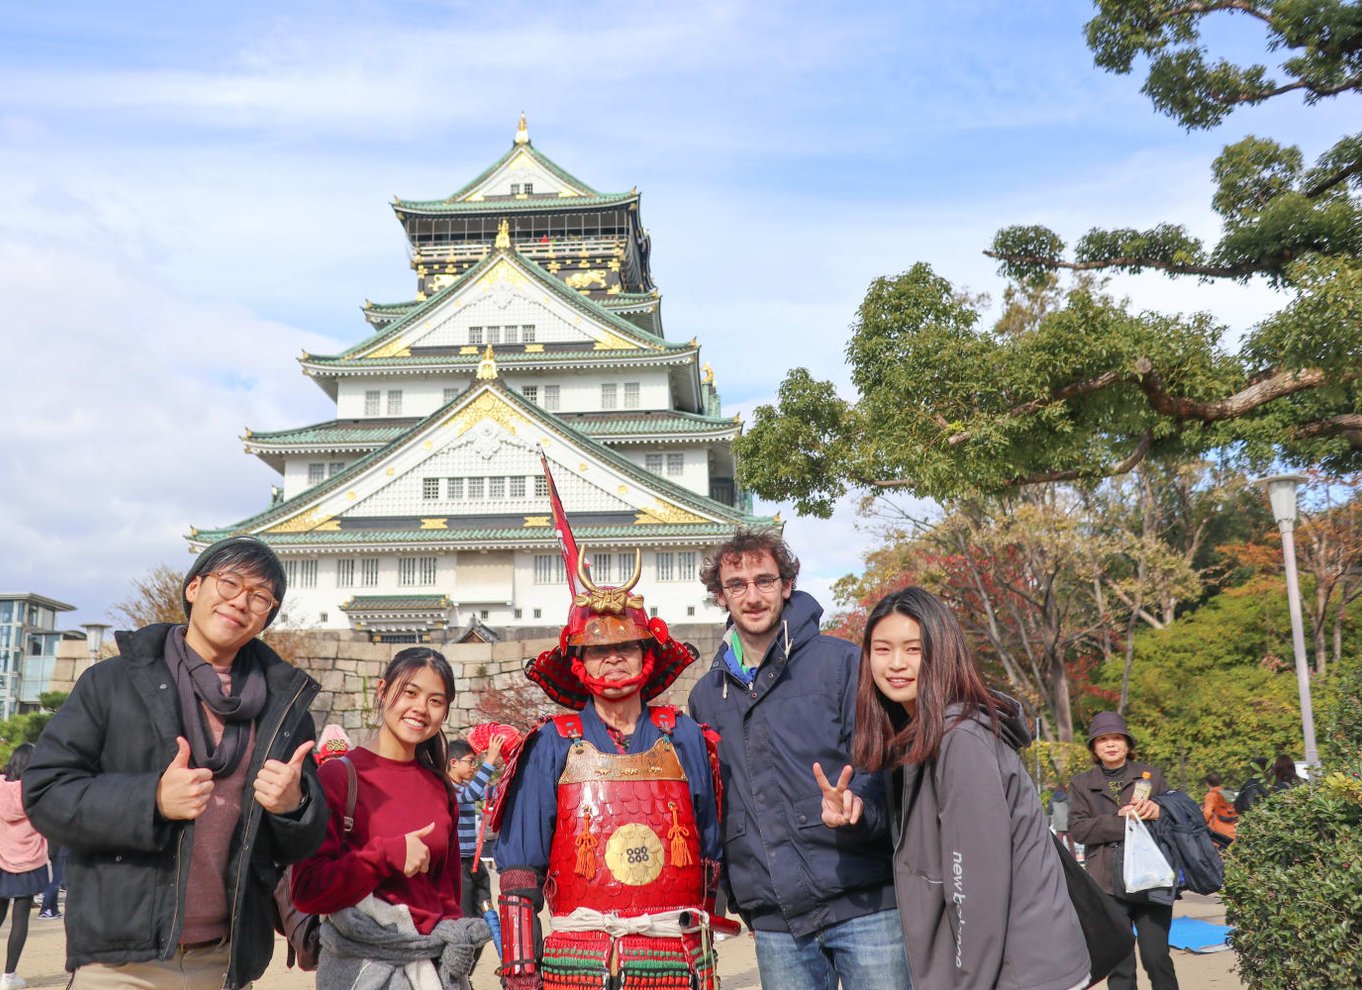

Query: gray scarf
left=319, top=896, right=491, bottom=990
left=165, top=626, right=266, bottom=779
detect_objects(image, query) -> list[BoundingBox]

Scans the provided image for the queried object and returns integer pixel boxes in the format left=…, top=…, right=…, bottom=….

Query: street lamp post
left=1257, top=474, right=1319, bottom=767
left=79, top=623, right=111, bottom=662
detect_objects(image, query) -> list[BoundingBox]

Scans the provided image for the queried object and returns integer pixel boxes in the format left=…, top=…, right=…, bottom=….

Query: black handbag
left=1051, top=834, right=1134, bottom=987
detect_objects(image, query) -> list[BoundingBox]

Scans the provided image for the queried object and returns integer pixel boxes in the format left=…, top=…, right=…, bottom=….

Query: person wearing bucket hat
left=1069, top=712, right=1179, bottom=990
left=489, top=542, right=725, bottom=990
left=23, top=536, right=328, bottom=990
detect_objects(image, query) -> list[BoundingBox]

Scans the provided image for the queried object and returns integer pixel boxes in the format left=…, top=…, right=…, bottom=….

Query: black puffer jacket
left=24, top=624, right=328, bottom=987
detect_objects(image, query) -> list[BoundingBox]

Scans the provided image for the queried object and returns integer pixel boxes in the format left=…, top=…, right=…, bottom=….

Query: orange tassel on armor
left=666, top=801, right=693, bottom=867
left=574, top=807, right=598, bottom=877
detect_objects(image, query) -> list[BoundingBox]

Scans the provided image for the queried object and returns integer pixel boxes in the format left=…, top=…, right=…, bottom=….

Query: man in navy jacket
left=688, top=528, right=910, bottom=989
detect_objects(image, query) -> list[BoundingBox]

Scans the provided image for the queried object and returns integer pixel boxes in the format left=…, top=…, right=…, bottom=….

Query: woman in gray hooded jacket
left=820, top=587, right=1090, bottom=990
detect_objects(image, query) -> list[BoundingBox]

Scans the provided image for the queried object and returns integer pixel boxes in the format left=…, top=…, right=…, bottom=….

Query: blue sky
left=1, top=1, right=1351, bottom=629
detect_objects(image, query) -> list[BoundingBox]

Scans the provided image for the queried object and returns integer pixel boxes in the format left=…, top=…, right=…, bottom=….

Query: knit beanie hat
left=182, top=536, right=286, bottom=628
left=1085, top=710, right=1135, bottom=749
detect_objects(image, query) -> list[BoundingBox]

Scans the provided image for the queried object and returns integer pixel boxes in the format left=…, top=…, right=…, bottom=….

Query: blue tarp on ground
left=1169, top=917, right=1232, bottom=953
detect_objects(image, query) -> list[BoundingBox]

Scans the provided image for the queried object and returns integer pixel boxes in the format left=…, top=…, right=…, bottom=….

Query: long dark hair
left=851, top=587, right=1009, bottom=771
left=4, top=743, right=34, bottom=782
left=377, top=647, right=457, bottom=803
left=1271, top=753, right=1301, bottom=786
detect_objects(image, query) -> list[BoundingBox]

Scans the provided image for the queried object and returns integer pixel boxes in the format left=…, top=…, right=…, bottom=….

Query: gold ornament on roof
left=574, top=548, right=643, bottom=613
left=495, top=218, right=511, bottom=251
left=515, top=112, right=529, bottom=145
left=476, top=345, right=499, bottom=380
left=701, top=363, right=714, bottom=384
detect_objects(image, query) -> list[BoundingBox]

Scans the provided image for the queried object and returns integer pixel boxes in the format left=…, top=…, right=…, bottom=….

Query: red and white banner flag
left=539, top=448, right=583, bottom=596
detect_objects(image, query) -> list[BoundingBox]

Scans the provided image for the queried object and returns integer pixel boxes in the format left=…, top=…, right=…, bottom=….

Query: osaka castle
left=189, top=116, right=768, bottom=642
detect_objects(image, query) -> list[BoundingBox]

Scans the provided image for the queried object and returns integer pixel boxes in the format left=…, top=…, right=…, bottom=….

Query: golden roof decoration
left=476, top=344, right=499, bottom=380
left=514, top=112, right=529, bottom=145
left=495, top=218, right=511, bottom=251
left=701, top=363, right=714, bottom=385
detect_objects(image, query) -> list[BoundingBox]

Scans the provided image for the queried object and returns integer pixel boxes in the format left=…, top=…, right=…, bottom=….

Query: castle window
left=543, top=385, right=560, bottom=411
left=624, top=382, right=640, bottom=408
left=469, top=327, right=483, bottom=345
left=386, top=390, right=403, bottom=415
left=447, top=478, right=464, bottom=499
left=504, top=326, right=518, bottom=344
left=522, top=325, right=536, bottom=343
left=510, top=476, right=526, bottom=498
left=329, top=462, right=345, bottom=478
left=601, top=383, right=617, bottom=409
left=336, top=559, right=355, bottom=588
left=364, top=390, right=381, bottom=415
left=307, top=463, right=326, bottom=485
left=591, top=553, right=613, bottom=582
left=487, top=326, right=501, bottom=345
left=534, top=477, right=548, bottom=497
left=521, top=385, right=538, bottom=405
left=666, top=453, right=684, bottom=477
left=510, top=183, right=520, bottom=195
left=645, top=454, right=663, bottom=473
left=534, top=555, right=566, bottom=584
left=360, top=558, right=380, bottom=586
left=468, top=477, right=485, bottom=500
left=420, top=556, right=438, bottom=585
left=678, top=552, right=697, bottom=581
left=443, top=388, right=458, bottom=404
left=422, top=478, right=440, bottom=500
left=489, top=477, right=506, bottom=499
left=655, top=553, right=675, bottom=582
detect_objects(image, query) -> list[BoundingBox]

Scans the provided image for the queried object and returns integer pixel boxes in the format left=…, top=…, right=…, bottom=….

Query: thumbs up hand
left=157, top=737, right=215, bottom=820
left=253, top=741, right=314, bottom=815
left=403, top=822, right=436, bottom=876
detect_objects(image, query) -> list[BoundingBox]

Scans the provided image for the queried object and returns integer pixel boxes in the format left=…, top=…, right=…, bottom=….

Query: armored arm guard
left=498, top=865, right=543, bottom=989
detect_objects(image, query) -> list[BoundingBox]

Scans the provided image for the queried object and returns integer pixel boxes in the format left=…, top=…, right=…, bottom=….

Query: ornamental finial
left=495, top=218, right=511, bottom=250
left=702, top=362, right=714, bottom=385
left=514, top=112, right=529, bottom=145
left=477, top=344, right=498, bottom=380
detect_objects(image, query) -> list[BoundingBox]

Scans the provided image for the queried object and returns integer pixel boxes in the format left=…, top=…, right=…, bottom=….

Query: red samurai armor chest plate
left=545, top=730, right=704, bottom=917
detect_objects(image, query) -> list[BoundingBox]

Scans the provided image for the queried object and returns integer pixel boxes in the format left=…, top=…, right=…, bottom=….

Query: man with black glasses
left=25, top=537, right=328, bottom=990
left=689, top=528, right=910, bottom=989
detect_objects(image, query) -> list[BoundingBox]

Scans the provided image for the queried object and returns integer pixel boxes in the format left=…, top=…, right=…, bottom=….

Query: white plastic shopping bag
left=1123, top=813, right=1176, bottom=893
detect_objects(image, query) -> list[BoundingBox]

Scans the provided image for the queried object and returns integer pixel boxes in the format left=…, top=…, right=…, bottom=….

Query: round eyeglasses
left=721, top=575, right=780, bottom=597
left=209, top=571, right=277, bottom=615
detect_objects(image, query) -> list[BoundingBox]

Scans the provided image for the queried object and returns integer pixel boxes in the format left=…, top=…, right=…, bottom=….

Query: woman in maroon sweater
left=292, top=648, right=462, bottom=935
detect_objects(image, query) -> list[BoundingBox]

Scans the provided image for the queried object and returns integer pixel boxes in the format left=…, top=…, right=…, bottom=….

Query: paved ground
left=7, top=890, right=1243, bottom=988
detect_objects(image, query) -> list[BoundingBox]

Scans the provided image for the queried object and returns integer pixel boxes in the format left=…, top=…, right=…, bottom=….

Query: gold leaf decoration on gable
left=475, top=258, right=527, bottom=291
left=365, top=338, right=411, bottom=359
left=635, top=501, right=707, bottom=525
left=420, top=518, right=448, bottom=530
left=267, top=509, right=335, bottom=534
left=524, top=343, right=545, bottom=353
left=523, top=516, right=550, bottom=527
left=593, top=329, right=638, bottom=351
left=441, top=391, right=529, bottom=437
left=315, top=519, right=342, bottom=532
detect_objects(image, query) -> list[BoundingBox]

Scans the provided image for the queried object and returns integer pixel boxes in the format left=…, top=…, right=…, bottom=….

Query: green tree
left=736, top=3, right=1361, bottom=510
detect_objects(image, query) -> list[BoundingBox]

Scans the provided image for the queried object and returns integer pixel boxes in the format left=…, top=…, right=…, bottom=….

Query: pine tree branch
left=982, top=249, right=1271, bottom=278
left=1134, top=360, right=1331, bottom=421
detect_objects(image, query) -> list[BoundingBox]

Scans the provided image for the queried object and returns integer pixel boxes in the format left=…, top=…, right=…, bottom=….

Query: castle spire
left=514, top=112, right=529, bottom=145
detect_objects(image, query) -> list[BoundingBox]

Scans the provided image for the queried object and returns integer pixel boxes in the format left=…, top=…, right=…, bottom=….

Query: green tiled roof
left=394, top=192, right=637, bottom=215
left=340, top=595, right=451, bottom=610
left=304, top=349, right=692, bottom=369
left=363, top=300, right=420, bottom=314
left=246, top=420, right=416, bottom=446
left=568, top=413, right=739, bottom=437
left=246, top=411, right=737, bottom=452
left=195, top=523, right=760, bottom=546
left=312, top=249, right=686, bottom=365
left=394, top=140, right=603, bottom=209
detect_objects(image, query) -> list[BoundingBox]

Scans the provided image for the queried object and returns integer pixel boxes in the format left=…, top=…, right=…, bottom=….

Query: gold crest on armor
left=604, top=824, right=665, bottom=886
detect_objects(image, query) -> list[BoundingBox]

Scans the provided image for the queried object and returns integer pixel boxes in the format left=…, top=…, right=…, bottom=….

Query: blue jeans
left=753, top=909, right=911, bottom=989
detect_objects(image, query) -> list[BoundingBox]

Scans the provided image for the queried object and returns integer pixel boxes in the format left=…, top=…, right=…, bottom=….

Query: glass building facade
left=0, top=595, right=75, bottom=717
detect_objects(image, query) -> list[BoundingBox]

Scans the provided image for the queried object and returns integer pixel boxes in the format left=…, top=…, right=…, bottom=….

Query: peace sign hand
left=813, top=763, right=863, bottom=828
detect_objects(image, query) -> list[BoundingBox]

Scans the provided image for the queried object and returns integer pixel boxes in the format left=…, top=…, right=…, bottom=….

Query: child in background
left=448, top=733, right=508, bottom=945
